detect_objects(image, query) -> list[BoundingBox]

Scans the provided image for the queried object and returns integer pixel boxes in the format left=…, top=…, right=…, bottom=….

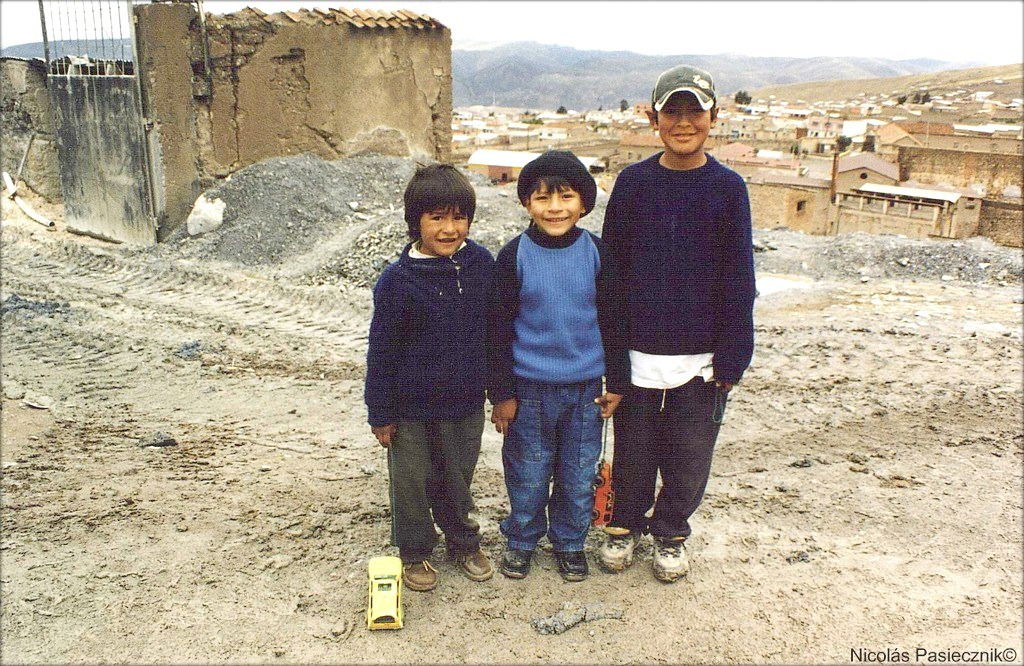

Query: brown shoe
left=455, top=548, right=494, bottom=582
left=402, top=560, right=438, bottom=592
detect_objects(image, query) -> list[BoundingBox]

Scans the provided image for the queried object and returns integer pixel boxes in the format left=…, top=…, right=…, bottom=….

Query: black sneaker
left=554, top=551, right=588, bottom=582
left=500, top=548, right=533, bottom=579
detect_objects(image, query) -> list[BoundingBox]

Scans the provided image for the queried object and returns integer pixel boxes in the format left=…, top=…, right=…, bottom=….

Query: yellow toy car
left=366, top=556, right=403, bottom=630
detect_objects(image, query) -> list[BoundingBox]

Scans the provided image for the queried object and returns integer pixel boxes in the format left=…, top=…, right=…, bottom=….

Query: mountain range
left=4, top=38, right=988, bottom=110
left=451, top=42, right=986, bottom=109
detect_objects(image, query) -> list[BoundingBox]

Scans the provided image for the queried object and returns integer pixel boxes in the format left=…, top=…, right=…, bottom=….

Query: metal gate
left=39, top=0, right=157, bottom=245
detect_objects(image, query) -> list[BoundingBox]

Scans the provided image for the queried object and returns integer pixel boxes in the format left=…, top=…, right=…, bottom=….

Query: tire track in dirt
left=2, top=232, right=373, bottom=365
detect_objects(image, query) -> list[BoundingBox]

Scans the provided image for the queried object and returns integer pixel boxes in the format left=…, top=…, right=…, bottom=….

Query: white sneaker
left=652, top=537, right=689, bottom=582
left=598, top=528, right=639, bottom=573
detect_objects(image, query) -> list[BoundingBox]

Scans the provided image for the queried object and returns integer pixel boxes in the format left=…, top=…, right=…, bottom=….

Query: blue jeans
left=500, top=377, right=603, bottom=552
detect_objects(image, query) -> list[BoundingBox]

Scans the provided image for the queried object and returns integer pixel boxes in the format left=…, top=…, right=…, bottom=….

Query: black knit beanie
left=517, top=150, right=597, bottom=216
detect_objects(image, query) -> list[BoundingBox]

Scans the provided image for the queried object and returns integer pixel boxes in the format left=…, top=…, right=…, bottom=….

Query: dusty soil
left=1, top=176, right=1022, bottom=664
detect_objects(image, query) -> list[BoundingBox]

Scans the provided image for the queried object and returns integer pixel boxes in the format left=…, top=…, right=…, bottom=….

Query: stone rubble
left=155, top=152, right=1021, bottom=289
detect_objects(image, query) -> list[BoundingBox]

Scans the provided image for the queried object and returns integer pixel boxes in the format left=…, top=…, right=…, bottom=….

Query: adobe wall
left=201, top=10, right=451, bottom=176
left=897, top=146, right=1023, bottom=197
left=908, top=133, right=1022, bottom=155
left=134, top=3, right=203, bottom=239
left=0, top=58, right=61, bottom=202
left=747, top=182, right=832, bottom=235
left=134, top=6, right=452, bottom=235
left=978, top=199, right=1024, bottom=248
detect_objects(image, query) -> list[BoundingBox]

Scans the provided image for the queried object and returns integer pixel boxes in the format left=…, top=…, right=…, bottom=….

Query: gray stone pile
left=752, top=229, right=1022, bottom=285
left=160, top=152, right=1020, bottom=289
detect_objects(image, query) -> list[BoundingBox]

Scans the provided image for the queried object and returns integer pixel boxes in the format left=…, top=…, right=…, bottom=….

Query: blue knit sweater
left=490, top=226, right=629, bottom=402
left=602, top=153, right=755, bottom=384
left=364, top=240, right=494, bottom=426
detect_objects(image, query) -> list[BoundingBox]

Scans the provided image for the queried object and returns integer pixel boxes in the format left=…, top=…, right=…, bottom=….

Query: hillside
left=451, top=42, right=981, bottom=109
left=749, top=63, right=1023, bottom=102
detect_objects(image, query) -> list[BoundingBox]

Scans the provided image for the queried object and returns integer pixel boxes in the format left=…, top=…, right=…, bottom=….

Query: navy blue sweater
left=364, top=240, right=495, bottom=427
left=490, top=226, right=629, bottom=402
left=601, top=153, right=755, bottom=385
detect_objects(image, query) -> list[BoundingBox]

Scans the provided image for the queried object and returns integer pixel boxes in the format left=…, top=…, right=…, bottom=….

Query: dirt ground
left=1, top=193, right=1022, bottom=664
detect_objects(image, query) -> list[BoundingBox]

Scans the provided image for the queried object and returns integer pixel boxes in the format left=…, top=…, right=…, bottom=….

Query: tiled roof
left=895, top=121, right=955, bottom=136
left=230, top=6, right=445, bottom=29
left=837, top=152, right=899, bottom=181
left=714, top=142, right=756, bottom=159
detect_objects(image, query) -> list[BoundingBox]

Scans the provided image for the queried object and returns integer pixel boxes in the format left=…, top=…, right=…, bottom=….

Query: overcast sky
left=2, top=0, right=1022, bottom=65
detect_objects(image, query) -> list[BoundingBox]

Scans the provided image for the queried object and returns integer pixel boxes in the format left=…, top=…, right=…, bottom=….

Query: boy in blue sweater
left=599, top=65, right=756, bottom=582
left=490, top=151, right=629, bottom=582
left=365, top=164, right=495, bottom=592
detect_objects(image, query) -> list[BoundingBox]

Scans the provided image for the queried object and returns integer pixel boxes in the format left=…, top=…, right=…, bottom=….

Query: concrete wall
left=748, top=182, right=832, bottom=235
left=898, top=145, right=1024, bottom=196
left=978, top=199, right=1024, bottom=248
left=201, top=11, right=451, bottom=176
left=134, top=3, right=203, bottom=239
left=0, top=58, right=60, bottom=202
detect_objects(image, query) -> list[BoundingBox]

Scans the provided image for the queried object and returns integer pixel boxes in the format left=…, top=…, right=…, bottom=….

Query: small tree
left=556, top=105, right=568, bottom=114
left=734, top=90, right=752, bottom=105
left=620, top=99, right=628, bottom=112
left=897, top=94, right=908, bottom=105
left=921, top=91, right=931, bottom=103
left=836, top=136, right=852, bottom=152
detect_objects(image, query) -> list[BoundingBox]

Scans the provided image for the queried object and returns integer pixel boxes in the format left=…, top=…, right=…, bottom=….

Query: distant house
left=834, top=152, right=899, bottom=194
left=714, top=142, right=757, bottom=161
left=618, top=132, right=664, bottom=162
left=875, top=122, right=923, bottom=157
left=835, top=182, right=983, bottom=239
left=466, top=149, right=603, bottom=183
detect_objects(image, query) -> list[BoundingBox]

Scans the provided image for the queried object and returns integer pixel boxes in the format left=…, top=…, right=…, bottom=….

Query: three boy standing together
left=364, top=65, right=756, bottom=592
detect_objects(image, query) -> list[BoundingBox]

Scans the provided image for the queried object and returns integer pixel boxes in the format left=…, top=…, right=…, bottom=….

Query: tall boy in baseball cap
left=598, top=65, right=756, bottom=581
left=489, top=150, right=629, bottom=582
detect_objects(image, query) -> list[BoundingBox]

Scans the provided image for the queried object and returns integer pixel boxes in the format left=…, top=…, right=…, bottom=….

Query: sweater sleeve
left=712, top=174, right=756, bottom=385
left=600, top=169, right=631, bottom=276
left=364, top=269, right=408, bottom=427
left=591, top=233, right=631, bottom=394
left=488, top=237, right=521, bottom=404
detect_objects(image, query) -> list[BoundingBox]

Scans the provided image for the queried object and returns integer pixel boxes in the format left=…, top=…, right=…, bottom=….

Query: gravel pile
left=753, top=229, right=1022, bottom=285
left=161, top=152, right=1019, bottom=289
left=166, top=153, right=417, bottom=268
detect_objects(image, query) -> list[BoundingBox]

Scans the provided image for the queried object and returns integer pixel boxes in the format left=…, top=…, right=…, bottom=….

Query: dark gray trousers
left=386, top=409, right=484, bottom=563
left=608, top=378, right=726, bottom=539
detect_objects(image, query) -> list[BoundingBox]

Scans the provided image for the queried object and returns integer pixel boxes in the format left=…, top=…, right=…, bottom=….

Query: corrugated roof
left=857, top=183, right=961, bottom=203
left=236, top=6, right=445, bottom=29
left=837, top=153, right=899, bottom=181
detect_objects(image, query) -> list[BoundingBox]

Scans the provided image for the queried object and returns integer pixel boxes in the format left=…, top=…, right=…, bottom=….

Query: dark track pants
left=386, top=409, right=484, bottom=563
left=608, top=378, right=727, bottom=539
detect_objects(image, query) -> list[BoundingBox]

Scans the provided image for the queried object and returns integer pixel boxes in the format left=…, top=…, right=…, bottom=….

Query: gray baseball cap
left=651, top=64, right=716, bottom=111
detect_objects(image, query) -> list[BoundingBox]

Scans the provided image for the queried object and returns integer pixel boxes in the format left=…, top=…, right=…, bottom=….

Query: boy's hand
left=594, top=392, right=623, bottom=419
left=491, top=398, right=518, bottom=435
left=372, top=424, right=397, bottom=448
left=714, top=380, right=735, bottom=392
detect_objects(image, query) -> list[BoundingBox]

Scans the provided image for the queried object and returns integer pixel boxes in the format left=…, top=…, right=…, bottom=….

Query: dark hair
left=515, top=150, right=597, bottom=215
left=403, top=164, right=476, bottom=239
left=520, top=175, right=576, bottom=204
